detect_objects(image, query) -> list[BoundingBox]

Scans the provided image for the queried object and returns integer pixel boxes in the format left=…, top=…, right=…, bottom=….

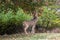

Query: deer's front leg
left=24, top=25, right=29, bottom=34
left=31, top=25, right=35, bottom=34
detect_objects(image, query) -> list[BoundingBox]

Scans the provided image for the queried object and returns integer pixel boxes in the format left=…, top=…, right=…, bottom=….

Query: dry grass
left=0, top=33, right=60, bottom=40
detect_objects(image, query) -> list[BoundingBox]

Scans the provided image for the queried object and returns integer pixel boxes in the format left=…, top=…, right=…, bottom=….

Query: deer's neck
left=32, top=16, right=38, bottom=22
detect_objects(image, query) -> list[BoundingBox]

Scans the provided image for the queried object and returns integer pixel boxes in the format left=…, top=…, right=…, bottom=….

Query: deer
left=23, top=10, right=39, bottom=34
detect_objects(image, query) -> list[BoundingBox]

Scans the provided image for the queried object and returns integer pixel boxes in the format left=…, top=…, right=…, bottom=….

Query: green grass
left=0, top=33, right=60, bottom=40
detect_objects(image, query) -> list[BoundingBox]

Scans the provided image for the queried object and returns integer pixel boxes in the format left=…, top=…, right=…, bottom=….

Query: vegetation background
left=0, top=0, right=60, bottom=35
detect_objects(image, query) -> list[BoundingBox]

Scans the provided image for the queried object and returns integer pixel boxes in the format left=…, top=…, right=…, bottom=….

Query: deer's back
left=23, top=20, right=37, bottom=26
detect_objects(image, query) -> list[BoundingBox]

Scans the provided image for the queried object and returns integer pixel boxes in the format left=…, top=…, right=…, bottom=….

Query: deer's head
left=32, top=10, right=38, bottom=17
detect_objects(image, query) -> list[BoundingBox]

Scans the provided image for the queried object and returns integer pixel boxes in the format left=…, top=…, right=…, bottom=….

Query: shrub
left=37, top=6, right=59, bottom=29
left=0, top=8, right=32, bottom=34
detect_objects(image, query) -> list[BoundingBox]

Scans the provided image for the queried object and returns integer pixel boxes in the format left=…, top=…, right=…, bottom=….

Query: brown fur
left=23, top=11, right=38, bottom=34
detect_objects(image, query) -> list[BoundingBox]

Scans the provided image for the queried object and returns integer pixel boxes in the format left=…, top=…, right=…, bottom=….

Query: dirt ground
left=0, top=27, right=60, bottom=40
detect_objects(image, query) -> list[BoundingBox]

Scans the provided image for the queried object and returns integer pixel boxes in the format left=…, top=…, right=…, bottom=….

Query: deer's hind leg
left=31, top=25, right=35, bottom=34
left=24, top=25, right=29, bottom=34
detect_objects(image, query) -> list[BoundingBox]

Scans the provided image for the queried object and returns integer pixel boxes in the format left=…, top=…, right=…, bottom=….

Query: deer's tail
left=23, top=21, right=26, bottom=27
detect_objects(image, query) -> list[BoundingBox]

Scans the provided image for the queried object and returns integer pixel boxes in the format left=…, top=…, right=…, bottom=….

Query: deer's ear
left=38, top=13, right=42, bottom=17
left=30, top=13, right=34, bottom=16
left=30, top=13, right=32, bottom=16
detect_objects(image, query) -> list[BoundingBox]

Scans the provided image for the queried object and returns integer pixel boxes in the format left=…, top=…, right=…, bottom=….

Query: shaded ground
left=0, top=27, right=60, bottom=40
left=36, top=27, right=60, bottom=33
left=0, top=33, right=60, bottom=40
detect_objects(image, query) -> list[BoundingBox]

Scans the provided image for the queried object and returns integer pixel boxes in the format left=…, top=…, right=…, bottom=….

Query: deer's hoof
left=31, top=32, right=35, bottom=34
left=25, top=33, right=28, bottom=35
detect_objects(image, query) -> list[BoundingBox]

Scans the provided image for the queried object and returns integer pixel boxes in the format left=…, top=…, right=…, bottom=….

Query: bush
left=0, top=8, right=32, bottom=35
left=0, top=6, right=60, bottom=34
left=37, top=6, right=59, bottom=29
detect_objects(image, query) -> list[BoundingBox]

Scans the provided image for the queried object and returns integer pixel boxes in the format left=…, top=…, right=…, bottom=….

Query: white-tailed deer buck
left=23, top=11, right=39, bottom=34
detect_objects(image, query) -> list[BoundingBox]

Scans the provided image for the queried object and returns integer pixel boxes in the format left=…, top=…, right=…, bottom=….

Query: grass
left=0, top=33, right=60, bottom=40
